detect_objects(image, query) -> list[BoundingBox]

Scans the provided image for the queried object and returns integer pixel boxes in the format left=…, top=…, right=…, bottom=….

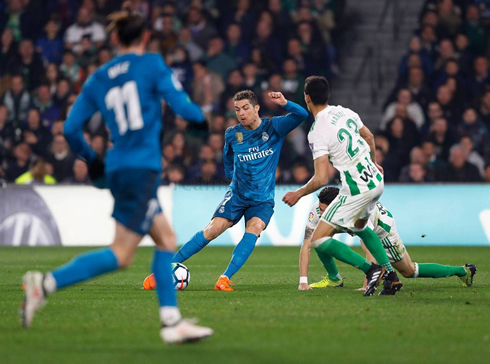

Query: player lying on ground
left=21, top=5, right=213, bottom=344
left=298, top=187, right=477, bottom=290
left=283, top=76, right=402, bottom=296
left=144, top=90, right=308, bottom=291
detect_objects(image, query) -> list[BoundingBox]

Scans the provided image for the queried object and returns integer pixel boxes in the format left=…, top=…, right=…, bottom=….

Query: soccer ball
left=172, top=263, right=190, bottom=290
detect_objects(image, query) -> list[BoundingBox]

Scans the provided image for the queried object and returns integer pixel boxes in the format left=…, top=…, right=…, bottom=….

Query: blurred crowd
left=378, top=0, right=490, bottom=183
left=0, top=0, right=345, bottom=185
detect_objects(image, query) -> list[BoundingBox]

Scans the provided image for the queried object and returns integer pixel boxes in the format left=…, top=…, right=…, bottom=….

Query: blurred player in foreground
left=144, top=90, right=308, bottom=291
left=299, top=187, right=477, bottom=290
left=21, top=5, right=213, bottom=344
left=283, top=76, right=402, bottom=296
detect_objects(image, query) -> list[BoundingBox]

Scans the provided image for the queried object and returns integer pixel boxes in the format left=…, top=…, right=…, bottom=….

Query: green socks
left=355, top=227, right=394, bottom=272
left=414, top=263, right=466, bottom=278
left=315, top=238, right=372, bottom=274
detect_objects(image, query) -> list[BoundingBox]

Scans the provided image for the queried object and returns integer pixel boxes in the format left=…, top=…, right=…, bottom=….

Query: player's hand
left=283, top=191, right=302, bottom=207
left=375, top=162, right=384, bottom=175
left=298, top=283, right=312, bottom=290
left=268, top=92, right=287, bottom=106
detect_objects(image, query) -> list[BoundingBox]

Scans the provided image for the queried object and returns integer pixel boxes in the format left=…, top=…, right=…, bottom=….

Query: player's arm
left=269, top=92, right=309, bottom=136
left=64, top=88, right=98, bottom=163
left=299, top=226, right=314, bottom=290
left=283, top=155, right=329, bottom=207
left=156, top=58, right=205, bottom=123
left=359, top=125, right=383, bottom=174
left=223, top=132, right=234, bottom=180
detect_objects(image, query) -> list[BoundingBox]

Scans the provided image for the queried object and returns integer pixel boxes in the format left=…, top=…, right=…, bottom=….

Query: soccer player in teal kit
left=145, top=90, right=308, bottom=291
left=21, top=5, right=213, bottom=343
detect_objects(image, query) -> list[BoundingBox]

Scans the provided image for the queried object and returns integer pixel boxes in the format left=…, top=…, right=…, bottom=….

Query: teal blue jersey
left=64, top=53, right=205, bottom=173
left=224, top=101, right=308, bottom=202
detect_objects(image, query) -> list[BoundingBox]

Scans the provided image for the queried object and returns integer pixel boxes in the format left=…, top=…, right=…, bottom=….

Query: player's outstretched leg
left=310, top=254, right=344, bottom=288
left=413, top=262, right=477, bottom=287
left=21, top=247, right=120, bottom=328
left=216, top=232, right=257, bottom=291
left=150, top=214, right=213, bottom=343
left=173, top=218, right=233, bottom=263
left=354, top=226, right=402, bottom=296
left=216, top=217, right=265, bottom=291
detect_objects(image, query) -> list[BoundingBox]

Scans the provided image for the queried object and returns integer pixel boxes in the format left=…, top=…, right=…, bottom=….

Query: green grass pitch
left=0, top=246, right=489, bottom=364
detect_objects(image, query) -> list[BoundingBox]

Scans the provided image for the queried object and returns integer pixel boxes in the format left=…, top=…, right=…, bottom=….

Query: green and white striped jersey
left=307, top=200, right=399, bottom=245
left=308, top=105, right=383, bottom=196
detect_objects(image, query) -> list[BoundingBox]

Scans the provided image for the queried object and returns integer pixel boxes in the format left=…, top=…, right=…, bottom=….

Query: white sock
left=43, top=272, right=57, bottom=295
left=160, top=306, right=182, bottom=327
left=335, top=273, right=342, bottom=280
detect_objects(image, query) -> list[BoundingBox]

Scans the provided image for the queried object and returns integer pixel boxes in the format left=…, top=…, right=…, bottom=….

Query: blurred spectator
left=7, top=39, right=45, bottom=91
left=468, top=57, right=489, bottom=102
left=0, top=0, right=42, bottom=41
left=15, top=157, right=56, bottom=185
left=291, top=163, right=311, bottom=184
left=60, top=50, right=82, bottom=86
left=171, top=131, right=194, bottom=167
left=399, top=147, right=434, bottom=182
left=155, top=15, right=178, bottom=55
left=178, top=27, right=204, bottom=62
left=0, top=28, right=17, bottom=76
left=406, top=67, right=432, bottom=111
left=191, top=61, right=224, bottom=111
left=163, top=164, right=186, bottom=184
left=224, top=23, right=250, bottom=66
left=64, top=7, right=106, bottom=51
left=53, top=78, right=72, bottom=109
left=47, top=133, right=76, bottom=182
left=0, top=104, right=16, bottom=152
left=435, top=84, right=460, bottom=126
left=205, top=36, right=237, bottom=81
left=464, top=5, right=486, bottom=56
left=220, top=70, right=244, bottom=109
left=251, top=47, right=275, bottom=79
left=458, top=108, right=488, bottom=154
left=36, top=19, right=64, bottom=65
left=459, top=135, right=485, bottom=177
left=455, top=33, right=473, bottom=76
left=400, top=162, right=428, bottom=183
left=297, top=21, right=328, bottom=76
left=2, top=74, right=30, bottom=127
left=191, top=160, right=223, bottom=184
left=484, top=165, right=490, bottom=182
left=436, top=0, right=461, bottom=38
left=45, top=63, right=60, bottom=94
left=64, top=159, right=90, bottom=184
left=382, top=89, right=425, bottom=130
left=477, top=90, right=490, bottom=126
left=24, top=108, right=52, bottom=157
left=208, top=132, right=224, bottom=162
left=281, top=58, right=305, bottom=104
left=242, top=62, right=261, bottom=95
left=166, top=46, right=193, bottom=93
left=5, top=142, right=30, bottom=181
left=434, top=39, right=456, bottom=71
left=441, top=145, right=481, bottom=182
left=286, top=38, right=314, bottom=77
left=186, top=7, right=217, bottom=51
left=252, top=18, right=283, bottom=67
left=428, top=117, right=455, bottom=161
left=32, top=83, right=61, bottom=128
left=384, top=117, right=418, bottom=174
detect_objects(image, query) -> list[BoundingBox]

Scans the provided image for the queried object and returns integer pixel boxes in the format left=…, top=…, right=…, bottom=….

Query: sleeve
left=64, top=80, right=98, bottom=162
left=306, top=202, right=320, bottom=230
left=155, top=57, right=206, bottom=123
left=223, top=131, right=234, bottom=180
left=350, top=110, right=364, bottom=129
left=271, top=101, right=308, bottom=137
left=308, top=128, right=329, bottom=160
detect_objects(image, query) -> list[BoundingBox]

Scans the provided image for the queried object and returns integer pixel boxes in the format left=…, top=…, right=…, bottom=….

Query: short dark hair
left=318, top=186, right=339, bottom=205
left=233, top=90, right=258, bottom=106
left=304, top=76, right=330, bottom=105
left=107, top=4, right=147, bottom=47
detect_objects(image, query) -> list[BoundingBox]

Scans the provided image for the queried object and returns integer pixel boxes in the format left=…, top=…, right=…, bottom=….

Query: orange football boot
left=143, top=273, right=157, bottom=290
left=214, top=276, right=234, bottom=291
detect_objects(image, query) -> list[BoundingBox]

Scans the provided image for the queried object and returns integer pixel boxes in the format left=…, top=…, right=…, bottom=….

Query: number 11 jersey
left=66, top=53, right=204, bottom=173
left=307, top=105, right=383, bottom=196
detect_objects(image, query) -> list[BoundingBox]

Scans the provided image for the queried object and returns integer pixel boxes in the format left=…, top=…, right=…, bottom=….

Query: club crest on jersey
left=262, top=132, right=269, bottom=141
left=309, top=211, right=315, bottom=221
left=235, top=132, right=243, bottom=143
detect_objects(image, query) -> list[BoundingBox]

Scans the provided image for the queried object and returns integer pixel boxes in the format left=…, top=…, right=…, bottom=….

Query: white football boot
left=21, top=271, right=47, bottom=328
left=161, top=319, right=214, bottom=344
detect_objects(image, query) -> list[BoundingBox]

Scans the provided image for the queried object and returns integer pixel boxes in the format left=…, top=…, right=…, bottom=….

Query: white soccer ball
left=172, top=263, right=190, bottom=290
